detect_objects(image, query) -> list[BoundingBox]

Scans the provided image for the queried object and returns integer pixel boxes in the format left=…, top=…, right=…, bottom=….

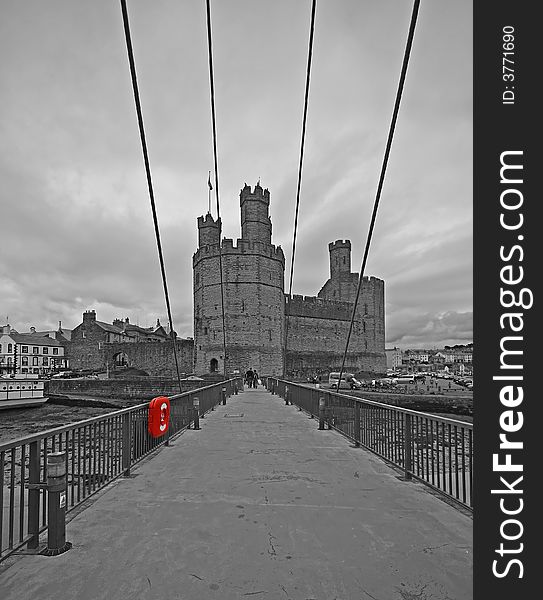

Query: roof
left=27, top=329, right=72, bottom=342
left=95, top=321, right=125, bottom=335
left=124, top=324, right=169, bottom=338
left=8, top=333, right=63, bottom=347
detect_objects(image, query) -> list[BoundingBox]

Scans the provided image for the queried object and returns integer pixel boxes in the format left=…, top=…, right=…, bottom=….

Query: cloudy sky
left=1, top=0, right=472, bottom=350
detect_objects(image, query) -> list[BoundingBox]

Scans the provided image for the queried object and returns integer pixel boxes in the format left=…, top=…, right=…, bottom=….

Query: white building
left=385, top=347, right=403, bottom=371
left=0, top=325, right=68, bottom=376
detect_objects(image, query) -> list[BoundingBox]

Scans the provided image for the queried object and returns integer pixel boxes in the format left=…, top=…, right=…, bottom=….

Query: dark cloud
left=1, top=1, right=472, bottom=348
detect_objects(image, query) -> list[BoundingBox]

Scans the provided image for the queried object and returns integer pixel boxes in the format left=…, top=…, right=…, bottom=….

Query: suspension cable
left=336, top=0, right=421, bottom=391
left=119, top=0, right=183, bottom=391
left=284, top=0, right=317, bottom=377
left=205, top=0, right=228, bottom=378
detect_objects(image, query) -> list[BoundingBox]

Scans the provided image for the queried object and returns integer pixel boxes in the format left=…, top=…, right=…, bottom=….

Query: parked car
left=328, top=372, right=362, bottom=390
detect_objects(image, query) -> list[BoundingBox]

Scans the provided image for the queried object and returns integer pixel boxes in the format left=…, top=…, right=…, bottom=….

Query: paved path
left=0, top=388, right=472, bottom=600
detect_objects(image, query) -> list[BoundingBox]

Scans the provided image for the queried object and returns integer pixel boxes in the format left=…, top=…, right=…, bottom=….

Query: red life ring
left=148, top=396, right=171, bottom=438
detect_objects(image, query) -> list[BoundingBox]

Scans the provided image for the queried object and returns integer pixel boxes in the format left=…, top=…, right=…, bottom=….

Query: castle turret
left=193, top=182, right=285, bottom=376
left=329, top=240, right=351, bottom=279
left=197, top=213, right=221, bottom=247
left=240, top=183, right=272, bottom=244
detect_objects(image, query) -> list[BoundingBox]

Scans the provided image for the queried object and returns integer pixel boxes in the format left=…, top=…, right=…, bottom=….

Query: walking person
left=245, top=368, right=254, bottom=388
left=253, top=370, right=259, bottom=388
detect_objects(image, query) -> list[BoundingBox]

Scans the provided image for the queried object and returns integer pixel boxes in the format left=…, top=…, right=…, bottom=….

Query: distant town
left=385, top=344, right=473, bottom=377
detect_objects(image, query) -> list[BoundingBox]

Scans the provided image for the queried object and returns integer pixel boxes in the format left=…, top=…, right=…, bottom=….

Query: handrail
left=0, top=380, right=232, bottom=453
left=268, top=377, right=473, bottom=511
left=293, top=382, right=472, bottom=427
left=1, top=378, right=242, bottom=562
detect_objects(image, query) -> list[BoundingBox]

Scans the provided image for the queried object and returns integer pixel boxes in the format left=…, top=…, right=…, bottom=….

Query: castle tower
left=197, top=213, right=221, bottom=247
left=329, top=239, right=351, bottom=279
left=240, top=182, right=272, bottom=244
left=193, top=183, right=285, bottom=376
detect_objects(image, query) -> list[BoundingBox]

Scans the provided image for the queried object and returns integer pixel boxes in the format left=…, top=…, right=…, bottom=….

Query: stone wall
left=103, top=340, right=194, bottom=377
left=47, top=377, right=205, bottom=401
left=285, top=276, right=386, bottom=376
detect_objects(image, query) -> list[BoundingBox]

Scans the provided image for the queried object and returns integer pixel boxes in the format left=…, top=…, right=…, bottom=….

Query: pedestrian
left=245, top=368, right=254, bottom=388
left=253, top=370, right=259, bottom=388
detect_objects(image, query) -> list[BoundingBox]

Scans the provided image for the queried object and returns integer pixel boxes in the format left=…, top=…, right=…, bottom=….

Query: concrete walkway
left=0, top=388, right=472, bottom=600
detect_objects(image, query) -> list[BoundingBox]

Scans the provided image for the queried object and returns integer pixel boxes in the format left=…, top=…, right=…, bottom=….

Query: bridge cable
left=205, top=0, right=228, bottom=378
left=119, top=0, right=183, bottom=391
left=335, top=0, right=421, bottom=391
left=283, top=0, right=317, bottom=377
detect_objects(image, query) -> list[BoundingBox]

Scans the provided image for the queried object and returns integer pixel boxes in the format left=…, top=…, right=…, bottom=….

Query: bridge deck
left=0, top=388, right=472, bottom=599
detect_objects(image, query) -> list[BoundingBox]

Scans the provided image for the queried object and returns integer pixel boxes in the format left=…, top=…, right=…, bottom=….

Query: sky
left=1, top=0, right=472, bottom=350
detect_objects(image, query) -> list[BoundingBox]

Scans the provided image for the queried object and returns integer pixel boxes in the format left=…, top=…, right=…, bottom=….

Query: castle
left=193, top=182, right=386, bottom=377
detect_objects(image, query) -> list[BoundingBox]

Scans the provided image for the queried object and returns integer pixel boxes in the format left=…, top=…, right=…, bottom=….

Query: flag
left=208, top=172, right=213, bottom=191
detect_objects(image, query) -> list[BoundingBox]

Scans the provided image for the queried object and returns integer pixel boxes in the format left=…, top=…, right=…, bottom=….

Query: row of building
left=0, top=315, right=190, bottom=377
left=385, top=345, right=473, bottom=375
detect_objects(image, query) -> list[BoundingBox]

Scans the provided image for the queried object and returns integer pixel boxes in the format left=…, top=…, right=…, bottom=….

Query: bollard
left=318, top=396, right=325, bottom=430
left=285, top=386, right=290, bottom=405
left=43, top=452, right=72, bottom=556
left=222, top=387, right=227, bottom=405
left=193, top=397, right=200, bottom=430
left=234, top=383, right=238, bottom=395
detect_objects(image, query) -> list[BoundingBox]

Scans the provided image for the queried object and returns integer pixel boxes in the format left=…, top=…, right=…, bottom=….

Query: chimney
left=30, top=326, right=36, bottom=333
left=83, top=310, right=97, bottom=324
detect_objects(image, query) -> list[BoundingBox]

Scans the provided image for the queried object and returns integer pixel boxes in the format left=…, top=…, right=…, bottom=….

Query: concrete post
left=285, top=385, right=289, bottom=405
left=193, top=398, right=200, bottom=430
left=318, top=396, right=325, bottom=430
left=27, top=441, right=40, bottom=549
left=43, top=452, right=71, bottom=556
left=222, top=387, right=227, bottom=405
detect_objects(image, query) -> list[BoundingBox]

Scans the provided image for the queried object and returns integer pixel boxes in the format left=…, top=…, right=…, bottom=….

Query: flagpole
left=208, top=170, right=212, bottom=215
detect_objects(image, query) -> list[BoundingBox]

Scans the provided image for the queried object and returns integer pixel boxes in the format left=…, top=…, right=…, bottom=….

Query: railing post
left=193, top=397, right=200, bottom=430
left=318, top=396, right=325, bottom=430
left=354, top=401, right=361, bottom=447
left=404, top=413, right=413, bottom=480
left=27, top=440, right=41, bottom=550
left=122, top=412, right=132, bottom=477
left=43, top=452, right=71, bottom=556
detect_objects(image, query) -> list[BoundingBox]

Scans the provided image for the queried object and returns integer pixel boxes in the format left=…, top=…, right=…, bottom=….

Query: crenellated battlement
left=286, top=294, right=355, bottom=321
left=239, top=182, right=270, bottom=205
left=329, top=239, right=351, bottom=251
left=197, top=213, right=221, bottom=228
left=193, top=238, right=285, bottom=265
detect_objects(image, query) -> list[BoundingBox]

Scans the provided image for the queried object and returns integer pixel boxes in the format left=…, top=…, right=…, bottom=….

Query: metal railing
left=0, top=378, right=241, bottom=562
left=268, top=378, right=473, bottom=510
